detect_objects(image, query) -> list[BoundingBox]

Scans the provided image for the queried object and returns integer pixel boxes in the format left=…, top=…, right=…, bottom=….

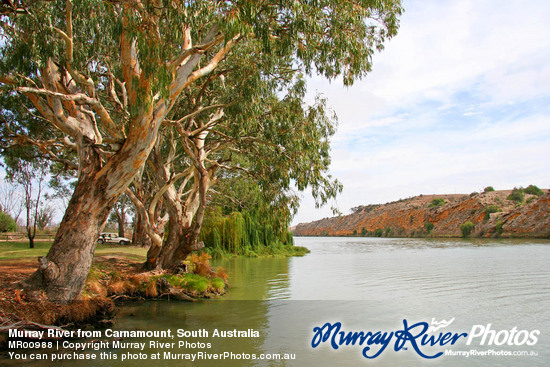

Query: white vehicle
left=98, top=233, right=131, bottom=245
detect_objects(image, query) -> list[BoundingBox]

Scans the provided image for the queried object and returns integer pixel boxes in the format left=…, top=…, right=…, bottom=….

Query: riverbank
left=0, top=244, right=227, bottom=345
left=0, top=240, right=308, bottom=342
left=294, top=189, right=550, bottom=238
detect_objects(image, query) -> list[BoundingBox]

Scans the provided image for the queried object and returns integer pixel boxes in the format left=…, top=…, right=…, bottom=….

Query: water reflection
left=5, top=237, right=550, bottom=366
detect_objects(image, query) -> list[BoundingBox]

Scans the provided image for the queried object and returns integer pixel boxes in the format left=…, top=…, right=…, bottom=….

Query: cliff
left=294, top=189, right=550, bottom=238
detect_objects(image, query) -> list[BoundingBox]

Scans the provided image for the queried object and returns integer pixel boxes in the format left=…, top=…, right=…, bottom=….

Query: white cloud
left=293, top=0, right=550, bottom=225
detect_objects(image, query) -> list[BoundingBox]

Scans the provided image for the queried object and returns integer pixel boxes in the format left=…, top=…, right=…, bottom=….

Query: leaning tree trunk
left=26, top=123, right=162, bottom=302
left=25, top=144, right=115, bottom=302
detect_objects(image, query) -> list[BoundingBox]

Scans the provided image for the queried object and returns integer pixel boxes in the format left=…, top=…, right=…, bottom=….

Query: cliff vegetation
left=294, top=187, right=550, bottom=239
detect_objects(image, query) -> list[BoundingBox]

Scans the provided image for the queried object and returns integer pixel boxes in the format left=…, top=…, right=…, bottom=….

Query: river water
left=8, top=237, right=550, bottom=366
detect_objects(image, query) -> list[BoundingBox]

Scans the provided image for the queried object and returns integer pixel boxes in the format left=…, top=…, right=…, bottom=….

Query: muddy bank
left=0, top=254, right=227, bottom=347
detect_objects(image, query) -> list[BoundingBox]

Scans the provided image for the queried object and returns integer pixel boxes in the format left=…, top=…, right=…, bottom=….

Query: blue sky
left=293, top=0, right=550, bottom=225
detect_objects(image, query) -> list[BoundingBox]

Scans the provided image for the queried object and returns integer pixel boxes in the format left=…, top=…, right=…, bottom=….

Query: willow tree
left=0, top=0, right=402, bottom=302
left=200, top=173, right=297, bottom=256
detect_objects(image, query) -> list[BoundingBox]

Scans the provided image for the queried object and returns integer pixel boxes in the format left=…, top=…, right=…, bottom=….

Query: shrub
left=429, top=198, right=445, bottom=208
left=507, top=187, right=525, bottom=203
left=495, top=220, right=503, bottom=237
left=374, top=228, right=383, bottom=237
left=460, top=221, right=475, bottom=238
left=189, top=252, right=213, bottom=277
left=0, top=212, right=17, bottom=232
left=483, top=186, right=495, bottom=193
left=484, top=205, right=502, bottom=221
left=424, top=222, right=434, bottom=234
left=210, top=277, right=226, bottom=292
left=182, top=274, right=209, bottom=293
left=470, top=192, right=478, bottom=197
left=216, top=267, right=228, bottom=283
left=524, top=185, right=544, bottom=197
left=361, top=227, right=367, bottom=236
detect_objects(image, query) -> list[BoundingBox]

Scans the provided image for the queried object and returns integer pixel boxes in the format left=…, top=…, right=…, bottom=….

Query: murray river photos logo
left=310, top=318, right=540, bottom=359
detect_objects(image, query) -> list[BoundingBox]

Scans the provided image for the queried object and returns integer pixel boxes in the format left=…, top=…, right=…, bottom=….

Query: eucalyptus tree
left=0, top=0, right=402, bottom=302
left=134, top=68, right=341, bottom=270
left=0, top=180, right=24, bottom=224
left=4, top=158, right=49, bottom=248
left=126, top=33, right=342, bottom=270
left=107, top=194, right=132, bottom=238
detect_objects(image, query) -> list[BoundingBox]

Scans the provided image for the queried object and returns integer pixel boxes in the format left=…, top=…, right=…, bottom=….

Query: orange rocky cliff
left=293, top=189, right=550, bottom=238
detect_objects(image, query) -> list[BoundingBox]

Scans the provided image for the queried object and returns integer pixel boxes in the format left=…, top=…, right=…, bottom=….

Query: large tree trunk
left=25, top=145, right=114, bottom=302
left=132, top=212, right=152, bottom=248
left=116, top=209, right=126, bottom=238
left=26, top=123, right=161, bottom=302
left=144, top=137, right=214, bottom=270
left=146, top=170, right=209, bottom=270
left=18, top=20, right=222, bottom=302
left=144, top=238, right=163, bottom=270
left=155, top=217, right=204, bottom=270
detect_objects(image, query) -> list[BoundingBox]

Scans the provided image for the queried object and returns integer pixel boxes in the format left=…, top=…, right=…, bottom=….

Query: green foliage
left=200, top=205, right=294, bottom=256
left=429, top=198, right=445, bottom=208
left=385, top=227, right=392, bottom=237
left=483, top=186, right=495, bottom=193
left=199, top=172, right=304, bottom=256
left=483, top=205, right=502, bottom=221
left=210, top=278, right=226, bottom=292
left=181, top=274, right=210, bottom=294
left=155, top=271, right=226, bottom=295
left=507, top=187, right=525, bottom=203
left=524, top=185, right=544, bottom=197
left=0, top=211, right=17, bottom=232
left=424, top=222, right=434, bottom=234
left=374, top=228, right=383, bottom=237
left=495, top=220, right=504, bottom=237
left=361, top=227, right=367, bottom=236
left=1, top=0, right=404, bottom=201
left=460, top=221, right=475, bottom=238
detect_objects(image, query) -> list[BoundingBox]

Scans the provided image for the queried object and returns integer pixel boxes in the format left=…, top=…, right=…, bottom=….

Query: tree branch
left=18, top=86, right=123, bottom=139
left=164, top=103, right=226, bottom=127
left=52, top=0, right=95, bottom=95
left=181, top=34, right=240, bottom=91
left=125, top=187, right=164, bottom=249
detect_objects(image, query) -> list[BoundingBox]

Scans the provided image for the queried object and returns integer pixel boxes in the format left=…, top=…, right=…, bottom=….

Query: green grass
left=181, top=273, right=210, bottom=293
left=95, top=245, right=148, bottom=261
left=0, top=241, right=52, bottom=260
left=0, top=241, right=148, bottom=261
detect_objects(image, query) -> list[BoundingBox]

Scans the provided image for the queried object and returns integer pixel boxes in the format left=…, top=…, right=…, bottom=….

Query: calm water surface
left=10, top=237, right=550, bottom=366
